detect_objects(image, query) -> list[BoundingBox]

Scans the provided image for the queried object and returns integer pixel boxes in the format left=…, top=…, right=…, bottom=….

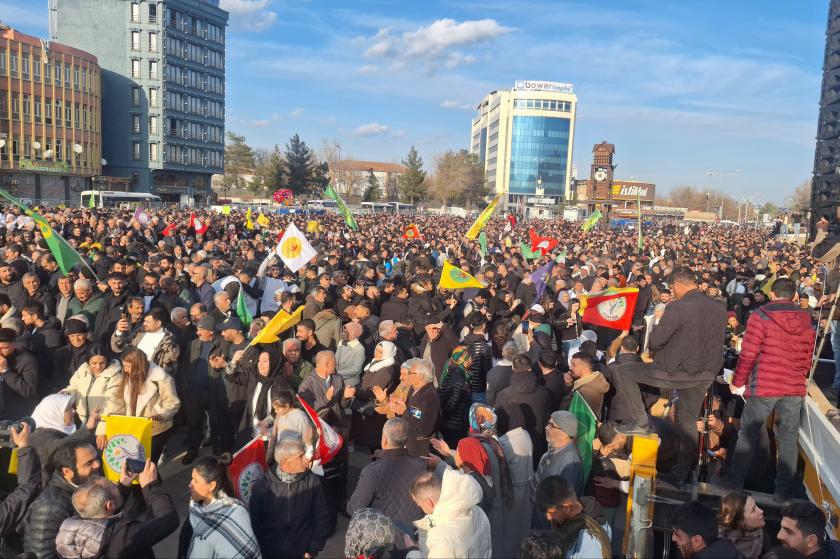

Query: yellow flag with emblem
left=250, top=306, right=304, bottom=346
left=306, top=220, right=320, bottom=233
left=245, top=208, right=254, bottom=230
left=102, top=415, right=152, bottom=483
left=257, top=213, right=270, bottom=227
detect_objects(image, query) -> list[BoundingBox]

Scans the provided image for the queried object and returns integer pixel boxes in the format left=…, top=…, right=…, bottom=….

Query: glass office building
left=470, top=81, right=577, bottom=216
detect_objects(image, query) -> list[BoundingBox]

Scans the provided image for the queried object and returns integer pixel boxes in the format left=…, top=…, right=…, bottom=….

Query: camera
left=0, top=417, right=35, bottom=448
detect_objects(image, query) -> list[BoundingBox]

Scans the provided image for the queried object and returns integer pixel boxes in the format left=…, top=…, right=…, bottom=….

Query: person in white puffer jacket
left=408, top=467, right=492, bottom=559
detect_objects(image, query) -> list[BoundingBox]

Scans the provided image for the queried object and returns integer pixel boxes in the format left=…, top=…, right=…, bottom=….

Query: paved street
left=153, top=431, right=369, bottom=558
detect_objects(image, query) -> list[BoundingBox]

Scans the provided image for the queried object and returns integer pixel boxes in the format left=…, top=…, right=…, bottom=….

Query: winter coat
left=495, top=373, right=552, bottom=461
left=249, top=469, right=331, bottom=558
left=177, top=497, right=261, bottom=559
left=0, top=347, right=40, bottom=419
left=570, top=371, right=610, bottom=420
left=719, top=526, right=764, bottom=559
left=413, top=468, right=492, bottom=559
left=693, top=537, right=746, bottom=559
left=380, top=297, right=411, bottom=324
left=52, top=343, right=96, bottom=395
left=63, top=359, right=123, bottom=430
left=64, top=294, right=104, bottom=326
left=103, top=363, right=181, bottom=436
left=0, top=446, right=40, bottom=544
left=486, top=361, right=512, bottom=407
left=347, top=448, right=426, bottom=526
left=25, top=287, right=56, bottom=317
left=301, top=295, right=324, bottom=321
left=531, top=442, right=584, bottom=504
left=111, top=328, right=181, bottom=376
left=23, top=317, right=63, bottom=394
left=404, top=383, right=440, bottom=457
left=23, top=473, right=76, bottom=559
left=93, top=291, right=129, bottom=346
left=409, top=292, right=453, bottom=337
left=313, top=309, right=342, bottom=351
left=352, top=363, right=397, bottom=450
left=649, top=289, right=727, bottom=382
left=498, top=428, right=534, bottom=557
left=733, top=300, right=816, bottom=398
left=438, top=366, right=472, bottom=438
left=335, top=339, right=366, bottom=387
left=418, top=326, right=459, bottom=385
left=462, top=333, right=493, bottom=396
left=54, top=481, right=179, bottom=559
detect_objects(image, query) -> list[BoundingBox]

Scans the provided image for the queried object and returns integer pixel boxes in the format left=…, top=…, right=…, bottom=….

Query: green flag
left=570, top=391, right=597, bottom=483
left=235, top=283, right=253, bottom=327
left=582, top=209, right=602, bottom=233
left=88, top=193, right=96, bottom=208
left=478, top=231, right=487, bottom=257
left=0, top=190, right=90, bottom=277
left=520, top=242, right=541, bottom=261
left=323, top=184, right=359, bottom=231
left=555, top=250, right=567, bottom=264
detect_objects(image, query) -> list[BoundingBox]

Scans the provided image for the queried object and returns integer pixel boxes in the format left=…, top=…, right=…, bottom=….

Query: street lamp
left=705, top=192, right=710, bottom=213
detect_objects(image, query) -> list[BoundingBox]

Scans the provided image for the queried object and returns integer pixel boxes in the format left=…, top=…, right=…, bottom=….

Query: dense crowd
left=0, top=203, right=835, bottom=559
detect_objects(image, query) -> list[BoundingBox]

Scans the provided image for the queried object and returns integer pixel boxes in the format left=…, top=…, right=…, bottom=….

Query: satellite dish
left=0, top=139, right=5, bottom=149
left=73, top=143, right=83, bottom=154
left=43, top=149, right=54, bottom=158
left=32, top=141, right=41, bottom=150
left=101, top=158, right=107, bottom=166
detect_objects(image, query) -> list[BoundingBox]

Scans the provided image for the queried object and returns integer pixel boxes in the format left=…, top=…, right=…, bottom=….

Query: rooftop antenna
left=48, top=0, right=57, bottom=41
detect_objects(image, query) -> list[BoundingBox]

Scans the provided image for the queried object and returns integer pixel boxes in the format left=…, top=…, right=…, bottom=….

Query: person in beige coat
left=101, top=347, right=181, bottom=462
left=62, top=344, right=123, bottom=440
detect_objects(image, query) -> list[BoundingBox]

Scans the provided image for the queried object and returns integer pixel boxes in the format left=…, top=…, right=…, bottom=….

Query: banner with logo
left=102, top=415, right=152, bottom=483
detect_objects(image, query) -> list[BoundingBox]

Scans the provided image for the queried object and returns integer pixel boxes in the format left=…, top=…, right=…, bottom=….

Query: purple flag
left=532, top=260, right=555, bottom=301
left=133, top=207, right=151, bottom=227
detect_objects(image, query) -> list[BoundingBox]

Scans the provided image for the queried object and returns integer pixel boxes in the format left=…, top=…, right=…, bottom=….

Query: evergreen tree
left=311, top=161, right=331, bottom=194
left=222, top=131, right=255, bottom=194
left=363, top=170, right=382, bottom=202
left=284, top=134, right=316, bottom=195
left=252, top=145, right=284, bottom=196
left=398, top=146, right=427, bottom=204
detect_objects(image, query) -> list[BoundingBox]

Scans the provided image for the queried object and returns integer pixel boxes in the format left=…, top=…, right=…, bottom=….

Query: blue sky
left=3, top=0, right=828, bottom=203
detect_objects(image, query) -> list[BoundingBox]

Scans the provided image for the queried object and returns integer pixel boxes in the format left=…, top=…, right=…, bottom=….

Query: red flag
left=228, top=437, right=267, bottom=504
left=296, top=395, right=343, bottom=465
left=161, top=223, right=176, bottom=237
left=507, top=214, right=517, bottom=229
left=402, top=223, right=421, bottom=240
left=578, top=288, right=639, bottom=331
left=529, top=228, right=559, bottom=255
left=190, top=212, right=207, bottom=235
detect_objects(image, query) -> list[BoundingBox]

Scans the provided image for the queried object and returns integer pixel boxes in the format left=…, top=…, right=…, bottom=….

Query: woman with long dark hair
left=177, top=455, right=261, bottom=559
left=104, top=347, right=180, bottom=462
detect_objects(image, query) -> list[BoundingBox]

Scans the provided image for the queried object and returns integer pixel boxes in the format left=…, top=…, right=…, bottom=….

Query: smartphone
left=705, top=449, right=717, bottom=457
left=522, top=321, right=529, bottom=334
left=125, top=458, right=146, bottom=474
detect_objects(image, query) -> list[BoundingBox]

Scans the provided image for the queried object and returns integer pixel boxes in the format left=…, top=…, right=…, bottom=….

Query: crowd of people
left=0, top=202, right=834, bottom=558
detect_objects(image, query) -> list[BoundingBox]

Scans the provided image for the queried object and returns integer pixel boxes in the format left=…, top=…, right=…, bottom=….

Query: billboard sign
left=514, top=80, right=574, bottom=93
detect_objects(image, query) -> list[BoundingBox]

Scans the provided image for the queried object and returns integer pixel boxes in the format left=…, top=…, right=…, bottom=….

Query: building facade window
left=132, top=142, right=141, bottom=160
left=132, top=114, right=141, bottom=133
left=507, top=115, right=571, bottom=196
left=0, top=53, right=6, bottom=75
left=131, top=59, right=140, bottom=78
left=149, top=60, right=158, bottom=79
left=73, top=65, right=80, bottom=88
left=10, top=55, right=17, bottom=77
left=149, top=143, right=158, bottom=161
left=131, top=86, right=141, bottom=105
left=131, top=3, right=140, bottom=22
left=21, top=57, right=30, bottom=79
left=149, top=32, right=158, bottom=52
left=131, top=31, right=141, bottom=51
left=148, top=87, right=158, bottom=107
left=148, top=3, right=157, bottom=23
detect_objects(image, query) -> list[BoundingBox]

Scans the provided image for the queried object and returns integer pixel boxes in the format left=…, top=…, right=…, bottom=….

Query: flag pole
left=637, top=190, right=643, bottom=253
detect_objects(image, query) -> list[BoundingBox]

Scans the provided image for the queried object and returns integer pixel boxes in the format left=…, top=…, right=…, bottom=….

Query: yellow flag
left=102, top=415, right=152, bottom=482
left=504, top=236, right=512, bottom=247
left=439, top=260, right=484, bottom=289
left=306, top=220, right=320, bottom=233
left=466, top=194, right=501, bottom=240
left=250, top=306, right=304, bottom=346
left=257, top=213, right=270, bottom=227
left=245, top=208, right=254, bottom=230
left=222, top=205, right=231, bottom=215
left=7, top=448, right=17, bottom=475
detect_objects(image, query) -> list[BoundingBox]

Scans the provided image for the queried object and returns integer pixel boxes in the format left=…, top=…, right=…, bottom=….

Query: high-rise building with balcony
left=0, top=24, right=102, bottom=202
left=54, top=0, right=228, bottom=205
left=470, top=80, right=577, bottom=217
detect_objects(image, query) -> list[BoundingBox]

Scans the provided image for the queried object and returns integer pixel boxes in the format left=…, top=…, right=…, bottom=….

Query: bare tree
left=430, top=150, right=470, bottom=207
left=787, top=179, right=811, bottom=212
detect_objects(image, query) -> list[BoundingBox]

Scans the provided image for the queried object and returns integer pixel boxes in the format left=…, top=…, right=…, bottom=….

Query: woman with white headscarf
left=351, top=341, right=399, bottom=452
left=29, top=393, right=98, bottom=483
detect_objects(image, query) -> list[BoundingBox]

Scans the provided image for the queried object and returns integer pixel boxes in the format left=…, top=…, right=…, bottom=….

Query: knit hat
left=197, top=316, right=216, bottom=332
left=550, top=410, right=578, bottom=437
left=343, top=321, right=363, bottom=341
left=727, top=311, right=737, bottom=320
left=344, top=508, right=396, bottom=559
left=457, top=437, right=490, bottom=476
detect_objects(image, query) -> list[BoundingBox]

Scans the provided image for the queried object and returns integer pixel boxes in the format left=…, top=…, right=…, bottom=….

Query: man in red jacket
left=725, top=278, right=816, bottom=500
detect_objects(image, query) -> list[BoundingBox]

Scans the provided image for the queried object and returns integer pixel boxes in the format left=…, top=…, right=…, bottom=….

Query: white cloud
left=220, top=0, right=278, bottom=31
left=291, top=107, right=304, bottom=117
left=359, top=65, right=378, bottom=75
left=354, top=122, right=390, bottom=136
left=363, top=18, right=511, bottom=69
left=249, top=119, right=271, bottom=128
left=441, top=100, right=474, bottom=110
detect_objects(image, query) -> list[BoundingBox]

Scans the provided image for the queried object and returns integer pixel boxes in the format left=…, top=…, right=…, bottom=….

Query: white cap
left=529, top=304, right=545, bottom=315
left=579, top=330, right=597, bottom=343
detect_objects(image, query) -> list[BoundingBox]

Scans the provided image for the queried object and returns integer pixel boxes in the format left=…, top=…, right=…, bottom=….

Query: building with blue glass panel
left=471, top=81, right=577, bottom=217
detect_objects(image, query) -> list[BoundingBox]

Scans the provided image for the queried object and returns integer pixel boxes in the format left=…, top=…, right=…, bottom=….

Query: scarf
left=440, top=345, right=471, bottom=385
left=254, top=349, right=283, bottom=420
left=472, top=433, right=515, bottom=510
left=188, top=496, right=260, bottom=559
left=32, top=393, right=77, bottom=435
left=364, top=341, right=396, bottom=373
left=275, top=466, right=303, bottom=484
left=345, top=508, right=396, bottom=558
